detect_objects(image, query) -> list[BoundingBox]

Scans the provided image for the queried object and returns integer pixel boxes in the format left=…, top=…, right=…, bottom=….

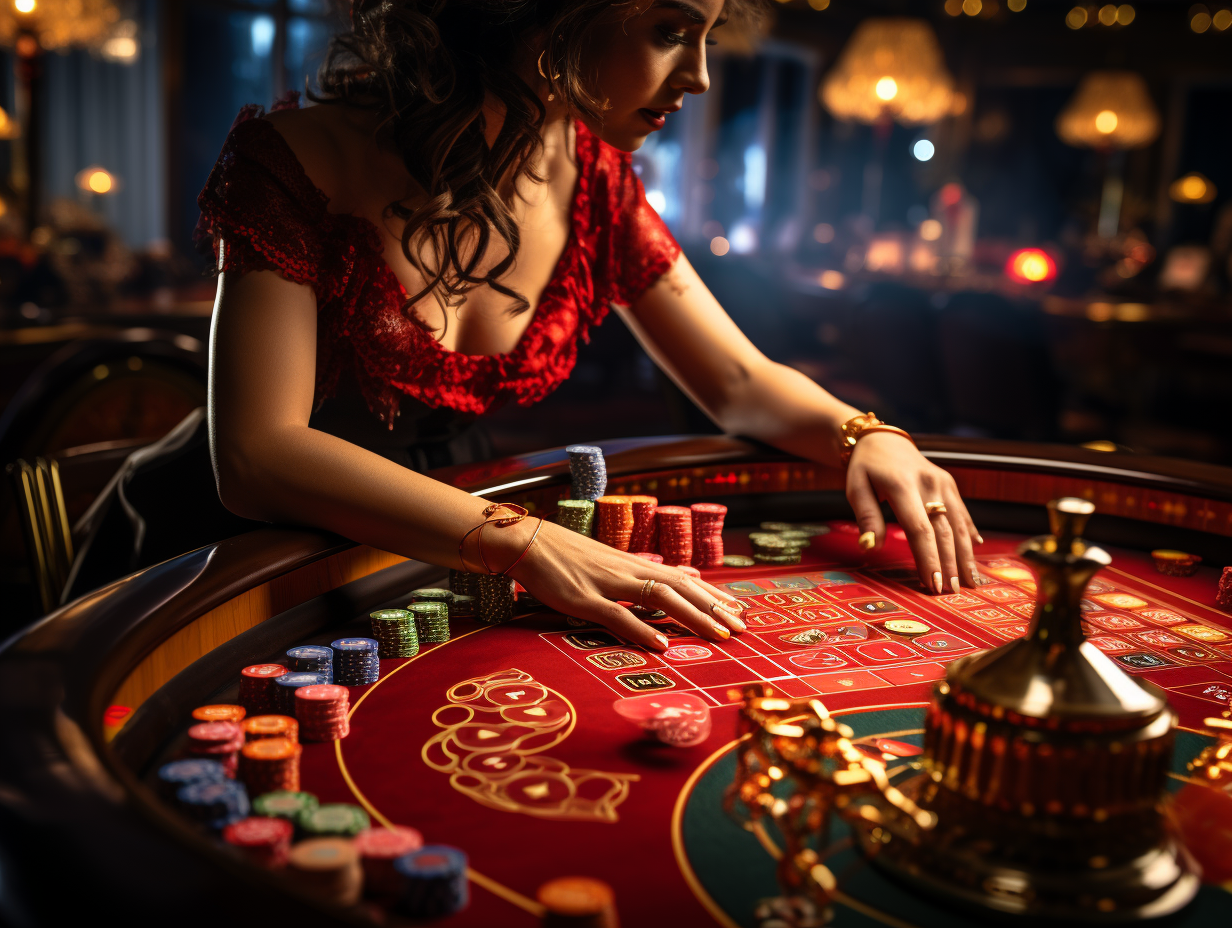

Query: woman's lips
left=639, top=108, right=667, bottom=129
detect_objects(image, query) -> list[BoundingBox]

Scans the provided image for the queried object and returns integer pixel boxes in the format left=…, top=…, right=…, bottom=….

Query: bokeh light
left=1008, top=0, right=1027, bottom=10
left=1094, top=109, right=1119, bottom=134
left=912, top=139, right=936, bottom=161
left=14, top=0, right=37, bottom=13
left=1066, top=6, right=1088, bottom=28
left=875, top=77, right=898, bottom=101
left=919, top=219, right=943, bottom=241
left=818, top=270, right=845, bottom=290
left=1006, top=248, right=1057, bottom=283
left=813, top=223, right=835, bottom=244
left=1169, top=172, right=1217, bottom=204
left=709, top=236, right=730, bottom=257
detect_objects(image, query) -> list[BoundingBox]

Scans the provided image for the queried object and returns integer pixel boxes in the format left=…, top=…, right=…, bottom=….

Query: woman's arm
left=208, top=262, right=747, bottom=648
left=621, top=253, right=981, bottom=595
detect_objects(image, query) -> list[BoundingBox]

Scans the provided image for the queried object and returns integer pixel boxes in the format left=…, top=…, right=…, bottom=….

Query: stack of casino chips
left=690, top=503, right=728, bottom=569
left=240, top=736, right=302, bottom=794
left=177, top=778, right=249, bottom=830
left=287, top=838, right=364, bottom=907
left=301, top=803, right=370, bottom=839
left=628, top=496, right=659, bottom=552
left=567, top=444, right=607, bottom=500
left=252, top=790, right=318, bottom=829
left=243, top=714, right=298, bottom=744
left=749, top=531, right=809, bottom=565
left=354, top=826, right=424, bottom=898
left=295, top=684, right=351, bottom=742
left=285, top=645, right=334, bottom=683
left=186, top=720, right=245, bottom=777
left=238, top=663, right=288, bottom=716
left=411, top=587, right=454, bottom=608
left=393, top=845, right=469, bottom=919
left=273, top=672, right=329, bottom=715
left=409, top=601, right=450, bottom=643
left=192, top=704, right=246, bottom=724
left=370, top=608, right=419, bottom=658
left=158, top=758, right=227, bottom=799
left=594, top=496, right=634, bottom=550
left=476, top=574, right=516, bottom=625
left=331, top=638, right=380, bottom=686
left=450, top=594, right=476, bottom=618
left=537, top=876, right=619, bottom=928
left=557, top=499, right=595, bottom=536
left=632, top=552, right=664, bottom=563
left=655, top=506, right=694, bottom=566
left=223, top=816, right=294, bottom=868
left=449, top=568, right=481, bottom=598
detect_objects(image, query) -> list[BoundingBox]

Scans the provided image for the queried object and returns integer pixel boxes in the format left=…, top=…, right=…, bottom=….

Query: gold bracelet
left=838, top=412, right=915, bottom=465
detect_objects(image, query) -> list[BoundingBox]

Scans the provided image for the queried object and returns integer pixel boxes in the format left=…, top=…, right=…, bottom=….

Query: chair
left=6, top=457, right=74, bottom=613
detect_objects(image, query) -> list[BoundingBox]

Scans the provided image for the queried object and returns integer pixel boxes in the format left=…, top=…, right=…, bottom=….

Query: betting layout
left=543, top=551, right=1232, bottom=726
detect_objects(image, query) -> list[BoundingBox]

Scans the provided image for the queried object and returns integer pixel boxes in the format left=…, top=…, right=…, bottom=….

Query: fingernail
left=932, top=571, right=943, bottom=595
left=712, top=622, right=731, bottom=639
left=858, top=531, right=876, bottom=551
left=950, top=576, right=960, bottom=594
left=975, top=534, right=985, bottom=545
left=970, top=566, right=980, bottom=586
left=654, top=633, right=669, bottom=650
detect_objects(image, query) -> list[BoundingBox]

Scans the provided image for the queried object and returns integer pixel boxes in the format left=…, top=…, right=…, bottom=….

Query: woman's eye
left=658, top=27, right=689, bottom=46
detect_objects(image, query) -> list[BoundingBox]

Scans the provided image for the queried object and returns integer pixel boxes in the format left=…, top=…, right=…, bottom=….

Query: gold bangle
left=838, top=412, right=915, bottom=465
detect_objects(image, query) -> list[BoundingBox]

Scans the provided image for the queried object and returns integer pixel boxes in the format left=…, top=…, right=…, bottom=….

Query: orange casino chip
left=595, top=496, right=635, bottom=551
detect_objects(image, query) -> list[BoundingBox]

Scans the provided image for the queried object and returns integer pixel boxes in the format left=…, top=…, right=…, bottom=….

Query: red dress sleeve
left=585, top=140, right=682, bottom=311
left=194, top=101, right=347, bottom=306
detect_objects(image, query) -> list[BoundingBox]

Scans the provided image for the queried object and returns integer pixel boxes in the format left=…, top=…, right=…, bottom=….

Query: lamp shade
left=1056, top=71, right=1160, bottom=150
left=0, top=0, right=122, bottom=51
left=821, top=18, right=954, bottom=125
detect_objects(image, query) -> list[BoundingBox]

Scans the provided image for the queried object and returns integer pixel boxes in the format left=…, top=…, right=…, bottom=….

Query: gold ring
left=639, top=578, right=656, bottom=610
left=924, top=501, right=948, bottom=516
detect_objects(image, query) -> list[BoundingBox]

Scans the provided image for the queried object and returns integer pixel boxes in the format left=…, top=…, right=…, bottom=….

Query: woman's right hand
left=481, top=517, right=747, bottom=652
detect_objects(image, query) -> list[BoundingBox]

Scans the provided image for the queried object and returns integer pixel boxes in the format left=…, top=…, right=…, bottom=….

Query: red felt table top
left=296, top=523, right=1232, bottom=927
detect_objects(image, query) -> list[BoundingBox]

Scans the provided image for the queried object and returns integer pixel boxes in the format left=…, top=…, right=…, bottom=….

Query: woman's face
left=584, top=0, right=726, bottom=151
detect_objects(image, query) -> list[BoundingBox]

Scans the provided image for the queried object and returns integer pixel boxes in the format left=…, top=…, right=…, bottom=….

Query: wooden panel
left=111, top=546, right=406, bottom=713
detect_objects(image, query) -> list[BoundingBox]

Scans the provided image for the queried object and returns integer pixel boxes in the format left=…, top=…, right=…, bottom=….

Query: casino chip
left=370, top=608, right=419, bottom=658
left=239, top=736, right=302, bottom=795
left=393, top=845, right=469, bottom=919
left=883, top=619, right=931, bottom=636
left=450, top=594, right=476, bottom=617
left=628, top=496, right=659, bottom=552
left=723, top=555, right=755, bottom=567
left=300, top=803, right=370, bottom=838
left=285, top=645, right=334, bottom=682
left=691, top=503, right=727, bottom=569
left=449, top=568, right=481, bottom=598
left=410, top=587, right=455, bottom=606
left=749, top=530, right=810, bottom=565
left=566, top=445, right=607, bottom=501
left=186, top=720, right=246, bottom=777
left=409, top=601, right=450, bottom=643
left=238, top=663, right=288, bottom=716
left=595, top=496, right=634, bottom=550
left=177, top=778, right=250, bottom=830
left=192, top=704, right=246, bottom=723
left=295, top=684, right=351, bottom=742
left=252, top=789, right=318, bottom=828
left=557, top=499, right=595, bottom=536
left=157, top=759, right=227, bottom=799
left=537, top=876, right=617, bottom=925
left=331, top=638, right=380, bottom=686
left=243, top=714, right=299, bottom=744
left=223, top=816, right=294, bottom=868
left=477, top=574, right=516, bottom=625
left=355, top=826, right=425, bottom=897
left=287, top=837, right=364, bottom=906
left=655, top=506, right=693, bottom=566
left=273, top=672, right=329, bottom=715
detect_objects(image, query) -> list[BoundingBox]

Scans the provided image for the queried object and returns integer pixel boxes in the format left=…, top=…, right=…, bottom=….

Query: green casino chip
left=775, top=530, right=813, bottom=542
left=759, top=522, right=794, bottom=533
left=450, top=594, right=477, bottom=618
left=300, top=803, right=370, bottom=837
left=410, top=588, right=454, bottom=605
left=450, top=569, right=481, bottom=597
left=794, top=524, right=831, bottom=536
left=408, top=601, right=450, bottom=643
left=252, top=790, right=318, bottom=824
left=557, top=499, right=596, bottom=537
left=370, top=608, right=420, bottom=658
left=753, top=553, right=803, bottom=565
left=722, top=554, right=756, bottom=567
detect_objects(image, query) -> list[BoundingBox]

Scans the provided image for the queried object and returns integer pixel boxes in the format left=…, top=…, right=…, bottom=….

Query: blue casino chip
left=393, top=845, right=469, bottom=918
left=157, top=759, right=227, bottom=798
left=176, top=778, right=250, bottom=830
left=566, top=444, right=607, bottom=501
left=286, top=645, right=334, bottom=683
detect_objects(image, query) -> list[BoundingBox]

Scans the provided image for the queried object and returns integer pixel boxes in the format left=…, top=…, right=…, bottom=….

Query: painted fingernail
left=712, top=622, right=731, bottom=639
left=858, top=531, right=876, bottom=551
left=970, top=566, right=980, bottom=586
left=950, top=576, right=960, bottom=595
left=975, top=534, right=985, bottom=545
left=654, top=633, right=669, bottom=650
left=932, top=571, right=943, bottom=595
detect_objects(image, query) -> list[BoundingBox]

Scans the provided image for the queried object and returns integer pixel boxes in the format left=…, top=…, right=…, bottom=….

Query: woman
left=200, top=0, right=981, bottom=653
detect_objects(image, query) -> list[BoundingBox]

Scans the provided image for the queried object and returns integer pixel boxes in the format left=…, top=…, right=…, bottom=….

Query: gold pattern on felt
left=422, top=669, right=638, bottom=822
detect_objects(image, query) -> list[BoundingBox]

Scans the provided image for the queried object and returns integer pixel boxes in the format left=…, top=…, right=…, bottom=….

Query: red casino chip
left=628, top=496, right=659, bottom=552
left=690, top=502, right=727, bottom=569
left=187, top=720, right=245, bottom=777
left=238, top=663, right=288, bottom=716
left=354, top=825, right=425, bottom=896
left=294, top=684, right=351, bottom=742
left=655, top=506, right=693, bottom=566
left=223, top=816, right=294, bottom=868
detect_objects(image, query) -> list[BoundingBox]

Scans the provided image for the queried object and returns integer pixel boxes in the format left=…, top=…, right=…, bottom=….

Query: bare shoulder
left=264, top=104, right=381, bottom=212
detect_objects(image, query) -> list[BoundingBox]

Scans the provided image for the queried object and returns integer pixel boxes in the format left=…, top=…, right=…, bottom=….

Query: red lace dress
left=196, top=97, right=681, bottom=467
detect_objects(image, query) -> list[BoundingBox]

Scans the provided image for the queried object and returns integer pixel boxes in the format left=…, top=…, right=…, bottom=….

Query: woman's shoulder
left=261, top=104, right=380, bottom=214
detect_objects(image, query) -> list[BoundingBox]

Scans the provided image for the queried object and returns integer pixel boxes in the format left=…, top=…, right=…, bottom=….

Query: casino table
left=3, top=434, right=1232, bottom=927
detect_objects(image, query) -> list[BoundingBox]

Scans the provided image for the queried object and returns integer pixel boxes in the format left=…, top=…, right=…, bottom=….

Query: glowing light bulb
left=14, top=0, right=36, bottom=13
left=1094, top=110, right=1118, bottom=134
left=875, top=77, right=898, bottom=102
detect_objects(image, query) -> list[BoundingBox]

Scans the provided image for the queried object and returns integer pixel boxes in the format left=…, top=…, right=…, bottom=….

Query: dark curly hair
left=311, top=0, right=765, bottom=330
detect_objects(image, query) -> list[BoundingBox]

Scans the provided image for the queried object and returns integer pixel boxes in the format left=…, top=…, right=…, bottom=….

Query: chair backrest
left=6, top=458, right=74, bottom=614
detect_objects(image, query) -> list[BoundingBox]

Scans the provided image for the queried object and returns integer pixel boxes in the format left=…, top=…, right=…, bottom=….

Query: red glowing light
left=1006, top=248, right=1057, bottom=284
left=939, top=183, right=964, bottom=207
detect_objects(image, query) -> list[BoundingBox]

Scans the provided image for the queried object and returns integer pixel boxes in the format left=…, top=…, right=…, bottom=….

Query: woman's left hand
left=845, top=431, right=982, bottom=594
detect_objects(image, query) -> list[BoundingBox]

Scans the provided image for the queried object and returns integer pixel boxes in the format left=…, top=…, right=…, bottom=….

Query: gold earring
left=537, top=50, right=560, bottom=102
